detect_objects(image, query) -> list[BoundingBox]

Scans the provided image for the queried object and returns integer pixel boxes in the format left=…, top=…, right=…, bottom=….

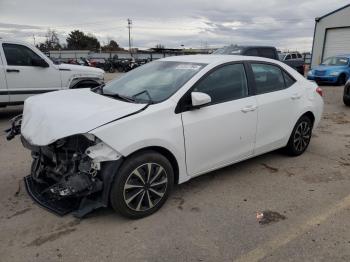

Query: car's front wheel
left=110, top=150, right=174, bottom=219
left=285, top=115, right=313, bottom=156
left=344, top=96, right=350, bottom=106
left=337, top=74, right=347, bottom=86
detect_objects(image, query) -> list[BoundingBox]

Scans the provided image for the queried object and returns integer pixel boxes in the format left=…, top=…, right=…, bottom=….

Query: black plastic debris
left=256, top=210, right=286, bottom=225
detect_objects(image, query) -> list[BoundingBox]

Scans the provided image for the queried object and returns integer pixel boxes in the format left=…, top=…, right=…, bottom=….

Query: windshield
left=213, top=45, right=242, bottom=55
left=102, top=61, right=206, bottom=103
left=321, top=57, right=349, bottom=66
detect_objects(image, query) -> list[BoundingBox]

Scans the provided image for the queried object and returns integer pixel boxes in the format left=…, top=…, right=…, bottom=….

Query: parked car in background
left=278, top=52, right=305, bottom=75
left=213, top=45, right=305, bottom=74
left=90, top=58, right=115, bottom=73
left=7, top=55, right=323, bottom=219
left=213, top=45, right=279, bottom=60
left=307, top=55, right=350, bottom=85
left=344, top=80, right=350, bottom=106
left=0, top=39, right=105, bottom=107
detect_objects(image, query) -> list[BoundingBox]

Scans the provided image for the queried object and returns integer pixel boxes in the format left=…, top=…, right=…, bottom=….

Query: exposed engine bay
left=18, top=131, right=123, bottom=217
left=28, top=135, right=102, bottom=198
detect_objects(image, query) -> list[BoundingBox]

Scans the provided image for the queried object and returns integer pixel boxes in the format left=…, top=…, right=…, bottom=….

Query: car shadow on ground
left=87, top=150, right=283, bottom=221
left=0, top=106, right=23, bottom=120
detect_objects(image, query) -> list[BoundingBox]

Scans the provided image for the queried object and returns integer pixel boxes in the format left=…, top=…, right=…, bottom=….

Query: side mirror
left=191, top=92, right=211, bottom=108
left=31, top=58, right=49, bottom=67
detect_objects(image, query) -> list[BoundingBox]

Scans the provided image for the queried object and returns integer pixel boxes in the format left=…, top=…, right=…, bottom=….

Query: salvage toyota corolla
left=7, top=55, right=324, bottom=219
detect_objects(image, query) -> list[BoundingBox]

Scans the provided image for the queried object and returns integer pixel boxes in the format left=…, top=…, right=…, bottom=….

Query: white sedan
left=9, top=55, right=324, bottom=218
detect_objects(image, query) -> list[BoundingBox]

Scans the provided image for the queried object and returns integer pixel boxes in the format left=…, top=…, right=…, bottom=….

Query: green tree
left=66, top=30, right=101, bottom=50
left=102, top=40, right=122, bottom=51
left=36, top=29, right=61, bottom=51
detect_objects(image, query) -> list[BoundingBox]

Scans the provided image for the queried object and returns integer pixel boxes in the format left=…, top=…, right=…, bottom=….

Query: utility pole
left=33, top=34, right=36, bottom=46
left=127, top=18, right=132, bottom=57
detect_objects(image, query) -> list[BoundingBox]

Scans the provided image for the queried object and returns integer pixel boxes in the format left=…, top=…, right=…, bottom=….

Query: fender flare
left=69, top=78, right=102, bottom=89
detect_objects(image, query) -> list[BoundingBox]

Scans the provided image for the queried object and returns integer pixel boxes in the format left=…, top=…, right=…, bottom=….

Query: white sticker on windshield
left=175, top=64, right=201, bottom=70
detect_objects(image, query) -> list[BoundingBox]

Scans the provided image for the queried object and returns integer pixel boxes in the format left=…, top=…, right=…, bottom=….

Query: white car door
left=180, top=63, right=258, bottom=176
left=250, top=62, right=302, bottom=155
left=0, top=51, right=9, bottom=105
left=1, top=43, right=61, bottom=102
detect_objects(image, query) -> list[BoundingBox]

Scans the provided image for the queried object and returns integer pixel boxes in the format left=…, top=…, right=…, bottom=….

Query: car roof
left=161, top=54, right=278, bottom=65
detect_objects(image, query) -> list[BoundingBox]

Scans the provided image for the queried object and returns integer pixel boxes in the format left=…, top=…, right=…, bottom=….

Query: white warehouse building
left=311, top=4, right=350, bottom=67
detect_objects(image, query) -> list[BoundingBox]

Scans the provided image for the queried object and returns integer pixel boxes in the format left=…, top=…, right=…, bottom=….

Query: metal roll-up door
left=323, top=27, right=350, bottom=60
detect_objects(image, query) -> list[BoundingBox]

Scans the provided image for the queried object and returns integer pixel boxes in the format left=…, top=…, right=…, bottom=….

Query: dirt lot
left=0, top=76, right=349, bottom=261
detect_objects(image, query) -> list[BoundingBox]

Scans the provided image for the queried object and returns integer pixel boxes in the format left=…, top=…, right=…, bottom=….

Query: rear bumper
left=307, top=75, right=338, bottom=84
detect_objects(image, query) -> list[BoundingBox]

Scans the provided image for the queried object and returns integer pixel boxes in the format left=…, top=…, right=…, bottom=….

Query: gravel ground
left=0, top=78, right=349, bottom=262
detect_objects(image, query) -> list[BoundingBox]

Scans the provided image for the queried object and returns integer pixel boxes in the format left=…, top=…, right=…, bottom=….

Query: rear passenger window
left=283, top=71, right=296, bottom=88
left=291, top=54, right=297, bottom=59
left=297, top=53, right=302, bottom=59
left=193, top=64, right=248, bottom=104
left=251, top=63, right=285, bottom=94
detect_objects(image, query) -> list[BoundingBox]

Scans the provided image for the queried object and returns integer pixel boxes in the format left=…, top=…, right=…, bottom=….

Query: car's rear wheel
left=285, top=115, right=313, bottom=156
left=110, top=150, right=174, bottom=219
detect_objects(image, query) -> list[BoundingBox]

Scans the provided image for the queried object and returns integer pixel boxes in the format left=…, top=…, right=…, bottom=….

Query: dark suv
left=213, top=45, right=304, bottom=74
left=213, top=45, right=279, bottom=60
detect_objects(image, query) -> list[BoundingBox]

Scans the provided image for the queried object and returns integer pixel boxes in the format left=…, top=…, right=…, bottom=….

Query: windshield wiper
left=104, top=92, right=136, bottom=103
left=91, top=84, right=105, bottom=94
left=132, top=90, right=154, bottom=104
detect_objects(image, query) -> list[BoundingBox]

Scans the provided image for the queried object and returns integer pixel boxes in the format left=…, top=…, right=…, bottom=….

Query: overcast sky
left=0, top=0, right=348, bottom=51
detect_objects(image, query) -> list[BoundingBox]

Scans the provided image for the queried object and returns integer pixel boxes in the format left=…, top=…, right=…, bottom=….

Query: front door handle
left=241, top=105, right=257, bottom=113
left=6, top=69, right=20, bottom=73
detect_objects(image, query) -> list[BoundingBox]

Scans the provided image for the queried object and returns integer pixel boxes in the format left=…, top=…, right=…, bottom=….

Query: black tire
left=108, top=67, right=115, bottom=73
left=285, top=115, right=313, bottom=156
left=110, top=150, right=174, bottom=219
left=344, top=96, right=350, bottom=106
left=337, top=74, right=346, bottom=86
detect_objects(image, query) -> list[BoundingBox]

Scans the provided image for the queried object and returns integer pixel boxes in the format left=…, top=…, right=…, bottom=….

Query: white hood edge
left=58, top=63, right=104, bottom=74
left=21, top=89, right=147, bottom=146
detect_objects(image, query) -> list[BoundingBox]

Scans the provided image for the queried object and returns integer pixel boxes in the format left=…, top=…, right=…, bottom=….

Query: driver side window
left=3, top=43, right=43, bottom=66
left=193, top=63, right=248, bottom=104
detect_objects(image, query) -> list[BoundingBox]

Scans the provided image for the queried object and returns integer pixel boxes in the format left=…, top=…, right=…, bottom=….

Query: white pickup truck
left=0, top=39, right=105, bottom=107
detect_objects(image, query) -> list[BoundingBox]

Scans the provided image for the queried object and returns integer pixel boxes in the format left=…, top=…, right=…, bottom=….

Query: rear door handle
left=6, top=69, right=20, bottom=73
left=241, top=105, right=257, bottom=113
left=291, top=93, right=301, bottom=100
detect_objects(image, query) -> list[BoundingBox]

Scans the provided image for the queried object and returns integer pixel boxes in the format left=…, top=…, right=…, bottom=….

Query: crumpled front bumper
left=24, top=175, right=81, bottom=216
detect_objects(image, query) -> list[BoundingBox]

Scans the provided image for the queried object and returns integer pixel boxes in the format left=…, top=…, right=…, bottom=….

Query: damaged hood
left=21, top=89, right=147, bottom=146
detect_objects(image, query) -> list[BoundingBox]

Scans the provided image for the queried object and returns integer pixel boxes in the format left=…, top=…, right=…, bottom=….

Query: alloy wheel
left=293, top=121, right=311, bottom=152
left=123, top=163, right=168, bottom=212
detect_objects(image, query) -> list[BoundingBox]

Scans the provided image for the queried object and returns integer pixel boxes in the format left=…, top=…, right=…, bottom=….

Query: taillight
left=316, top=87, right=323, bottom=97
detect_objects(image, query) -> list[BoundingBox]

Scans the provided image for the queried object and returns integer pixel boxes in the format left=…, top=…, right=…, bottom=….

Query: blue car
left=307, top=55, right=350, bottom=85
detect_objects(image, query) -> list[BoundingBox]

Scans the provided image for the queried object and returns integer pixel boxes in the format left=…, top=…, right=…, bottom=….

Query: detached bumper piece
left=5, top=114, right=22, bottom=140
left=24, top=175, right=80, bottom=216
